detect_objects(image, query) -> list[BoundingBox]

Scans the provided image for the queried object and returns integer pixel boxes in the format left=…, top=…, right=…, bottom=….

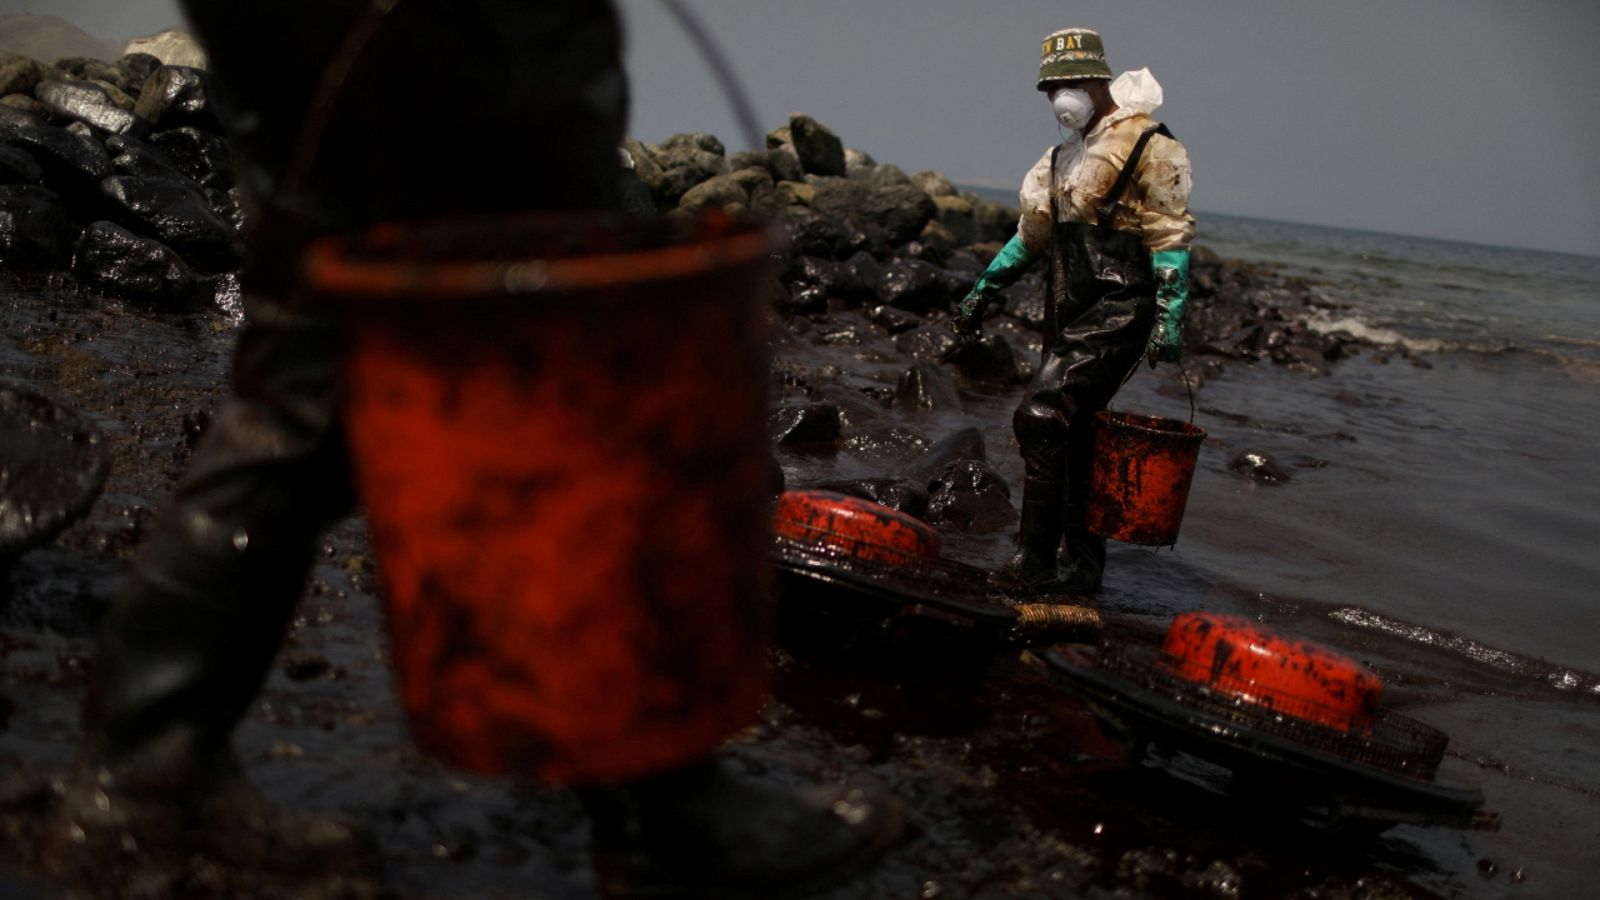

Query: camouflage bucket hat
left=1037, top=28, right=1112, bottom=88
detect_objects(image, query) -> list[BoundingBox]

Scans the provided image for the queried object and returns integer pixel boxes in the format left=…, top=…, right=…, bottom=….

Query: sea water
left=1060, top=214, right=1600, bottom=896
left=1170, top=213, right=1600, bottom=673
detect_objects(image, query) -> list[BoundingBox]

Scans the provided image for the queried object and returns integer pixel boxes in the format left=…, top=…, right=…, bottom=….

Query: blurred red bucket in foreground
left=1086, top=410, right=1205, bottom=546
left=305, top=213, right=778, bottom=782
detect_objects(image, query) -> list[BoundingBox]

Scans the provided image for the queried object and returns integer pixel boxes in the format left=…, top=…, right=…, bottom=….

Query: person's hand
left=1146, top=248, right=1190, bottom=364
left=1146, top=314, right=1182, bottom=363
left=952, top=290, right=987, bottom=337
left=952, top=234, right=1035, bottom=339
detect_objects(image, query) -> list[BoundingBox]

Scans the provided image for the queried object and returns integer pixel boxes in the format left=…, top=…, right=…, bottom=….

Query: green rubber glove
left=954, top=234, right=1035, bottom=336
left=1146, top=248, right=1190, bottom=363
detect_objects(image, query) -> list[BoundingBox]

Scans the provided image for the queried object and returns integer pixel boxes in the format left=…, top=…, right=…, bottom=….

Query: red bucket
left=305, top=213, right=778, bottom=782
left=1086, top=410, right=1205, bottom=546
left=773, top=490, right=942, bottom=566
left=1161, top=612, right=1382, bottom=733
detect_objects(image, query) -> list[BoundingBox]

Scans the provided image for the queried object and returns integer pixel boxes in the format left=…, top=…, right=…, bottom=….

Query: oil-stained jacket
left=1015, top=107, right=1195, bottom=254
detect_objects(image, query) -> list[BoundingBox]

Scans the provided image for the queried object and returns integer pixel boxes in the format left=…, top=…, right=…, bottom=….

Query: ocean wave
left=1530, top=347, right=1600, bottom=383
left=1305, top=311, right=1514, bottom=355
left=1328, top=606, right=1600, bottom=699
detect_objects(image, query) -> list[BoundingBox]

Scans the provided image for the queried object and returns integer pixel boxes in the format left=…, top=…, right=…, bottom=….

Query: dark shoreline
left=0, top=52, right=1460, bottom=898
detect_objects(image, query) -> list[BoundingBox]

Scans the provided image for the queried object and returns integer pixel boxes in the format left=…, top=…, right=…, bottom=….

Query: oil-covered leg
left=1059, top=409, right=1107, bottom=594
left=52, top=307, right=375, bottom=878
left=81, top=315, right=352, bottom=782
left=992, top=397, right=1071, bottom=595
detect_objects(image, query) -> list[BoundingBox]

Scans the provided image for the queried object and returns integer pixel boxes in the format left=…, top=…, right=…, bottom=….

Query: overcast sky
left=13, top=0, right=1600, bottom=256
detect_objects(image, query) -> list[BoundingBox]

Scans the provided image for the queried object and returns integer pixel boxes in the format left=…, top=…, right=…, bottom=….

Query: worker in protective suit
left=50, top=2, right=900, bottom=897
left=955, top=28, right=1195, bottom=596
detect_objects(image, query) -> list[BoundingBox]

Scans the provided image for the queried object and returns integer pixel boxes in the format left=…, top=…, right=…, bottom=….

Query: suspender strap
left=1048, top=144, right=1061, bottom=224
left=1095, top=122, right=1173, bottom=233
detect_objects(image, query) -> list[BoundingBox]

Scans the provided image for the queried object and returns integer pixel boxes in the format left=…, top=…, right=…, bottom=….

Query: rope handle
left=1011, top=603, right=1103, bottom=645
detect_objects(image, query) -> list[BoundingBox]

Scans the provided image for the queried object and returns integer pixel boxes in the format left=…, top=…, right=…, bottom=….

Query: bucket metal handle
left=1119, top=355, right=1197, bottom=425
left=286, top=0, right=764, bottom=203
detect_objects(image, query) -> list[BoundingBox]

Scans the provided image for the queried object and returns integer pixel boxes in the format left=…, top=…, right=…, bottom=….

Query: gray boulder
left=778, top=283, right=828, bottom=315
left=893, top=323, right=961, bottom=362
left=851, top=163, right=913, bottom=190
left=50, top=58, right=127, bottom=90
left=0, top=56, right=45, bottom=98
left=99, top=175, right=241, bottom=271
left=0, top=145, right=42, bottom=185
left=780, top=206, right=870, bottom=260
left=867, top=304, right=923, bottom=335
left=0, top=94, right=50, bottom=119
left=0, top=184, right=76, bottom=269
left=971, top=196, right=1019, bottom=243
left=916, top=221, right=958, bottom=260
left=646, top=133, right=729, bottom=206
left=118, top=53, right=162, bottom=89
left=843, top=147, right=876, bottom=176
left=770, top=402, right=842, bottom=446
left=676, top=173, right=747, bottom=214
left=905, top=427, right=988, bottom=483
left=148, top=126, right=233, bottom=190
left=933, top=194, right=978, bottom=245
left=894, top=361, right=962, bottom=412
left=1001, top=279, right=1046, bottom=329
left=73, top=220, right=207, bottom=308
left=788, top=114, right=845, bottom=177
left=811, top=478, right=928, bottom=519
left=0, top=105, right=113, bottom=207
left=133, top=66, right=221, bottom=133
left=727, top=149, right=766, bottom=171
left=104, top=133, right=184, bottom=180
left=767, top=144, right=804, bottom=182
left=205, top=185, right=247, bottom=235
left=911, top=170, right=958, bottom=198
left=1230, top=449, right=1292, bottom=484
left=655, top=132, right=725, bottom=159
left=122, top=31, right=209, bottom=70
left=792, top=252, right=877, bottom=303
left=622, top=138, right=664, bottom=194
left=810, top=177, right=937, bottom=247
left=926, top=460, right=1014, bottom=532
left=36, top=79, right=144, bottom=136
left=946, top=333, right=1027, bottom=384
left=876, top=258, right=955, bottom=312
left=728, top=166, right=774, bottom=195
left=841, top=425, right=932, bottom=465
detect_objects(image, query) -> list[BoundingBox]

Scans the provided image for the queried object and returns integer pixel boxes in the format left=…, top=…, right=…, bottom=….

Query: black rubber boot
left=991, top=495, right=1067, bottom=595
left=1058, top=416, right=1107, bottom=595
left=582, top=759, right=903, bottom=900
left=1057, top=530, right=1106, bottom=595
left=56, top=306, right=376, bottom=885
left=41, top=752, right=382, bottom=890
left=991, top=439, right=1068, bottom=597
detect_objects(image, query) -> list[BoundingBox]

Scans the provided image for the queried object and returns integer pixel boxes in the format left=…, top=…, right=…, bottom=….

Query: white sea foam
left=1305, top=311, right=1449, bottom=352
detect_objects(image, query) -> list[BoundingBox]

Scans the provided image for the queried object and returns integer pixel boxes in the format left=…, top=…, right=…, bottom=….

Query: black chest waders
left=1002, top=123, right=1170, bottom=594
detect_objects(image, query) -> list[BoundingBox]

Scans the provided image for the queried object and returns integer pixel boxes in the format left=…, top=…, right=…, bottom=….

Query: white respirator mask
left=1048, top=86, right=1096, bottom=131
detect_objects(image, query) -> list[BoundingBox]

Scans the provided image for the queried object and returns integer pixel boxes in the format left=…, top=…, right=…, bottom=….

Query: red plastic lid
left=773, top=490, right=941, bottom=566
left=1160, top=612, right=1382, bottom=733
